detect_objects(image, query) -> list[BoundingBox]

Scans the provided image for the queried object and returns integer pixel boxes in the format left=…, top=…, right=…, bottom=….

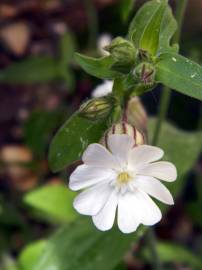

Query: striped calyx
left=102, top=122, right=145, bottom=148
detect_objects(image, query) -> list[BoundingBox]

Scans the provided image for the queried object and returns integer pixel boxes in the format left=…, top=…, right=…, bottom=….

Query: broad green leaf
left=19, top=240, right=47, bottom=270
left=24, top=184, right=77, bottom=223
left=143, top=241, right=201, bottom=269
left=49, top=113, right=108, bottom=172
left=119, top=0, right=135, bottom=22
left=148, top=119, right=202, bottom=197
left=24, top=110, right=65, bottom=157
left=33, top=120, right=201, bottom=270
left=0, top=56, right=60, bottom=84
left=158, top=4, right=177, bottom=54
left=32, top=219, right=143, bottom=270
left=139, top=1, right=167, bottom=55
left=75, top=53, right=119, bottom=79
left=156, top=53, right=202, bottom=100
left=128, top=0, right=176, bottom=55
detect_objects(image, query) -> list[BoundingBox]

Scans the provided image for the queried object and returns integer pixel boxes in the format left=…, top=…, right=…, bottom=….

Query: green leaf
left=49, top=113, right=108, bottom=172
left=24, top=110, right=65, bottom=157
left=139, top=1, right=167, bottom=55
left=0, top=56, right=60, bottom=84
left=158, top=5, right=177, bottom=54
left=32, top=219, right=144, bottom=270
left=156, top=53, right=202, bottom=100
left=143, top=241, right=201, bottom=269
left=75, top=53, right=119, bottom=79
left=24, top=184, right=78, bottom=223
left=128, top=0, right=176, bottom=55
left=148, top=119, right=202, bottom=197
left=33, top=120, right=202, bottom=270
left=19, top=240, right=47, bottom=270
left=119, top=0, right=135, bottom=22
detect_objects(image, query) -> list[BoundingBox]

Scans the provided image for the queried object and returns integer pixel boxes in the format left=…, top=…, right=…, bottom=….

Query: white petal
left=69, top=164, right=116, bottom=191
left=137, top=161, right=177, bottom=182
left=117, top=192, right=141, bottom=233
left=108, top=134, right=134, bottom=164
left=129, top=145, right=164, bottom=169
left=73, top=183, right=112, bottom=215
left=134, top=176, right=174, bottom=205
left=135, top=191, right=162, bottom=226
left=82, top=143, right=119, bottom=169
left=92, top=191, right=118, bottom=231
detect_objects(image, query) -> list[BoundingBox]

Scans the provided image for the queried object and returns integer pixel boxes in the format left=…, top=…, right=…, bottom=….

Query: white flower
left=97, top=33, right=112, bottom=56
left=69, top=134, right=177, bottom=233
left=92, top=80, right=113, bottom=98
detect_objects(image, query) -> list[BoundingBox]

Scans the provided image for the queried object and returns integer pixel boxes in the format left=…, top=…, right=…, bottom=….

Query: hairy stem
left=152, top=0, right=188, bottom=145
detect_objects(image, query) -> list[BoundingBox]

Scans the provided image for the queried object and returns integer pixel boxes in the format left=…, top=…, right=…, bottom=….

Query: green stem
left=84, top=0, right=98, bottom=50
left=152, top=86, right=171, bottom=145
left=146, top=229, right=162, bottom=270
left=149, top=1, right=188, bottom=269
left=152, top=0, right=188, bottom=145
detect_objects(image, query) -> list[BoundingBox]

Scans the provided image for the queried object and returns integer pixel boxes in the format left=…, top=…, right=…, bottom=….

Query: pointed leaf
left=75, top=53, right=119, bottom=79
left=0, top=56, right=59, bottom=84
left=156, top=53, right=202, bottom=100
left=49, top=113, right=108, bottom=172
left=120, top=0, right=136, bottom=22
left=24, top=184, right=77, bottom=223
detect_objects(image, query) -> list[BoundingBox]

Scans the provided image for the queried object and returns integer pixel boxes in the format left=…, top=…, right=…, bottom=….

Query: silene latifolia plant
left=49, top=0, right=202, bottom=234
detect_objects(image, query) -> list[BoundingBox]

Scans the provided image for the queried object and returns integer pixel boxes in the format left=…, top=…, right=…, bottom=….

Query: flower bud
left=105, top=37, right=136, bottom=73
left=133, top=62, right=156, bottom=85
left=79, top=96, right=115, bottom=121
left=127, top=97, right=148, bottom=134
left=102, top=122, right=145, bottom=147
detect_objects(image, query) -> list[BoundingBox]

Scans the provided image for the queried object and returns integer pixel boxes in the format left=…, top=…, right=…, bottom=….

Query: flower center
left=117, top=171, right=131, bottom=184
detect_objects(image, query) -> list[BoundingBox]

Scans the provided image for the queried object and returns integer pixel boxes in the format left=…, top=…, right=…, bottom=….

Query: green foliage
left=19, top=240, right=47, bottom=270
left=119, top=0, right=135, bottom=22
left=49, top=113, right=108, bottom=172
left=29, top=219, right=142, bottom=270
left=139, top=1, right=167, bottom=55
left=24, top=110, right=65, bottom=157
left=128, top=0, right=176, bottom=55
left=24, top=184, right=78, bottom=223
left=156, top=53, right=202, bottom=100
left=148, top=119, right=202, bottom=197
left=75, top=54, right=120, bottom=79
left=0, top=32, right=75, bottom=89
left=143, top=241, right=202, bottom=269
left=0, top=57, right=59, bottom=84
left=31, top=120, right=202, bottom=270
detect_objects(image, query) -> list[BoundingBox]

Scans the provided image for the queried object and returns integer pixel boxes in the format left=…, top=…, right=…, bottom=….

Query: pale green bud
left=105, top=37, right=137, bottom=73
left=79, top=96, right=116, bottom=121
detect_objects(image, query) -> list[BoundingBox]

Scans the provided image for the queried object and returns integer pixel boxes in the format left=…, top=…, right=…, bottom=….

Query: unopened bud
left=105, top=37, right=136, bottom=73
left=79, top=96, right=115, bottom=121
left=127, top=97, right=148, bottom=134
left=133, top=62, right=156, bottom=85
left=101, top=122, right=145, bottom=147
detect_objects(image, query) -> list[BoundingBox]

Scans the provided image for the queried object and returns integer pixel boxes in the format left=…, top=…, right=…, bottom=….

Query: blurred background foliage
left=0, top=0, right=201, bottom=269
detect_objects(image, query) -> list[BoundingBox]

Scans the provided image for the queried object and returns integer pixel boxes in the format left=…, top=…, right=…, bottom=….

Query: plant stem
left=149, top=1, right=188, bottom=269
left=152, top=0, right=188, bottom=145
left=152, top=86, right=171, bottom=145
left=84, top=0, right=98, bottom=50
left=146, top=229, right=161, bottom=270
